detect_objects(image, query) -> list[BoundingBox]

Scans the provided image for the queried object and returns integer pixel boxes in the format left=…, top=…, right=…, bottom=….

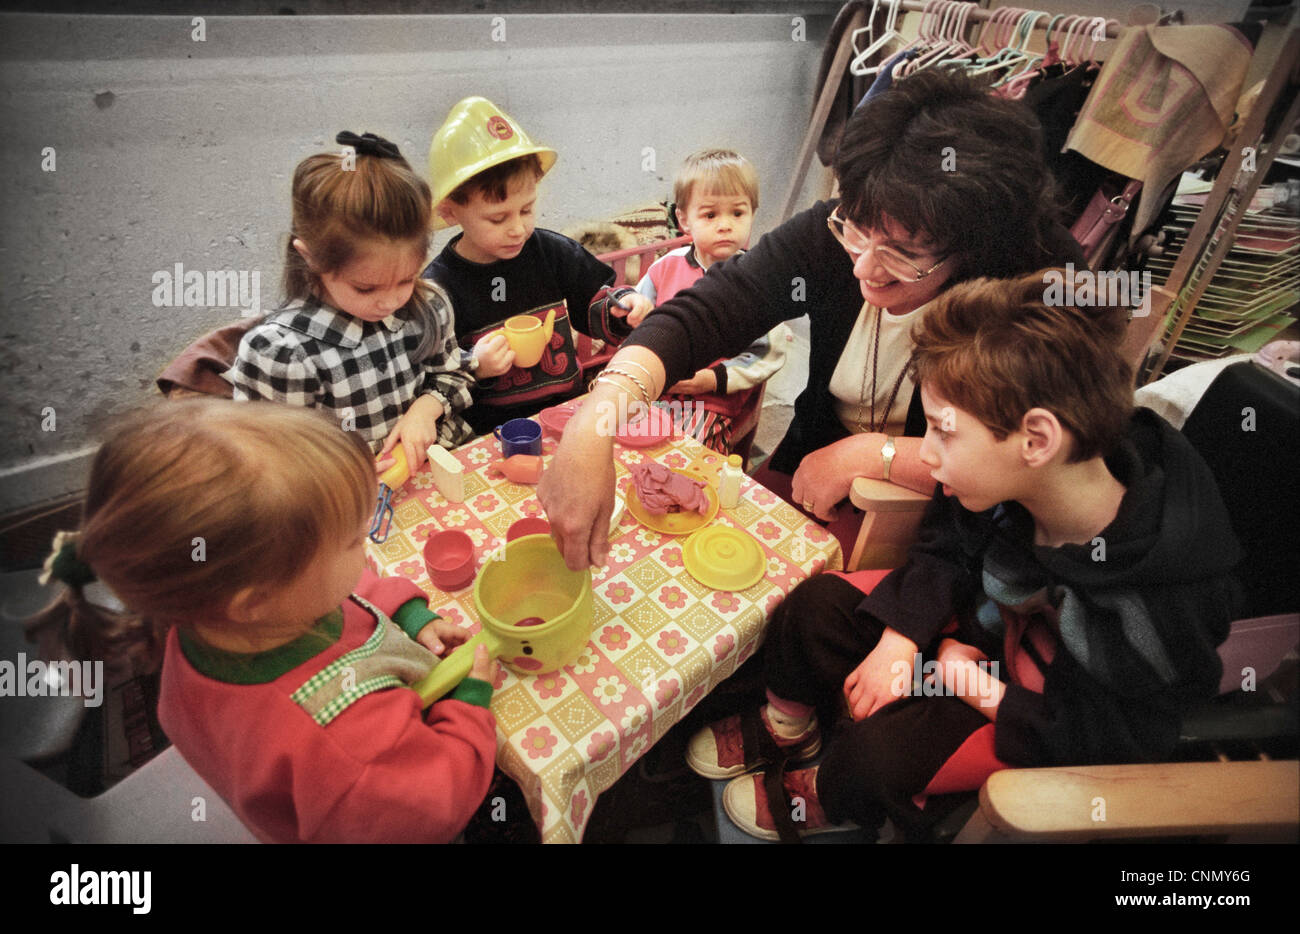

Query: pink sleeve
left=305, top=689, right=499, bottom=844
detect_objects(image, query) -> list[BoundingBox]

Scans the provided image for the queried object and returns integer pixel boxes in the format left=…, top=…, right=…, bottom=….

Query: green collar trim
left=179, top=608, right=345, bottom=685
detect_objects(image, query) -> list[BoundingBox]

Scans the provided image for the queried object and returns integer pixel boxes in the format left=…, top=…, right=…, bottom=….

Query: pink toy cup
left=423, top=530, right=476, bottom=590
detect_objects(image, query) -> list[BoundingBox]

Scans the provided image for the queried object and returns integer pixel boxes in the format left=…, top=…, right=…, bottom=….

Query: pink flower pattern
left=587, top=731, right=616, bottom=762
left=571, top=789, right=588, bottom=828
left=394, top=559, right=423, bottom=580
left=604, top=581, right=634, bottom=605
left=519, top=500, right=544, bottom=518
left=599, top=625, right=631, bottom=652
left=713, top=633, right=735, bottom=660
left=711, top=592, right=740, bottom=613
left=803, top=524, right=830, bottom=543
left=752, top=488, right=777, bottom=505
left=654, top=678, right=679, bottom=709
left=658, top=586, right=686, bottom=609
left=472, top=493, right=499, bottom=512
left=662, top=547, right=684, bottom=568
left=656, top=629, right=687, bottom=656
left=435, top=606, right=465, bottom=625
left=755, top=520, right=782, bottom=541
left=532, top=673, right=566, bottom=699
left=523, top=726, right=557, bottom=759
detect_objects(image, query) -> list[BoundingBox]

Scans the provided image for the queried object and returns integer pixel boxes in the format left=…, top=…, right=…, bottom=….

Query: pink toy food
left=629, top=462, right=710, bottom=515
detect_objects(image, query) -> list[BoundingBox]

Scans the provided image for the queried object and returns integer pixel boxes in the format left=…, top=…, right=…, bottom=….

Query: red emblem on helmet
left=486, top=116, right=513, bottom=140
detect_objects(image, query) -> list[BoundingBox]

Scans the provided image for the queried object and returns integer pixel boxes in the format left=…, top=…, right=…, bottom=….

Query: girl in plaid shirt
left=227, top=132, right=476, bottom=474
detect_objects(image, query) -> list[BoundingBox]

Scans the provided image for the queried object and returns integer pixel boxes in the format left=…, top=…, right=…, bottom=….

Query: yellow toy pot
left=413, top=534, right=592, bottom=705
left=491, top=309, right=555, bottom=368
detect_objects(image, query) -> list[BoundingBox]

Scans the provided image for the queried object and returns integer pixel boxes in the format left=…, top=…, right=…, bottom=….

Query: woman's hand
left=538, top=397, right=618, bottom=570
left=843, top=627, right=918, bottom=720
left=378, top=394, right=444, bottom=475
left=473, top=333, right=515, bottom=378
left=791, top=433, right=878, bottom=522
left=667, top=368, right=718, bottom=395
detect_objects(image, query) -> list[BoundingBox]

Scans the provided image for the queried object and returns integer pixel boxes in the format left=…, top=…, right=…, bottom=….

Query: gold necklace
left=858, top=307, right=909, bottom=434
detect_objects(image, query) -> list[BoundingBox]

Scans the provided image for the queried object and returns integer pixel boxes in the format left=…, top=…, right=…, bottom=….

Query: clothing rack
left=1135, top=28, right=1300, bottom=382
left=778, top=0, right=1124, bottom=222
left=888, top=0, right=1122, bottom=35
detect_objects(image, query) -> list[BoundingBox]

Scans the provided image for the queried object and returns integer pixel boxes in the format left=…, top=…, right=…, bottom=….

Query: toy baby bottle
left=718, top=453, right=743, bottom=509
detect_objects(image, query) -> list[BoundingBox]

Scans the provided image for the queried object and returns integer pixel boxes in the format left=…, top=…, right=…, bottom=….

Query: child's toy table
left=366, top=425, right=841, bottom=843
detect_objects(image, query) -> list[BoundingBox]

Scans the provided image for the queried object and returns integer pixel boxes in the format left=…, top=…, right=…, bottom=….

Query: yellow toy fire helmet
left=428, top=97, right=557, bottom=228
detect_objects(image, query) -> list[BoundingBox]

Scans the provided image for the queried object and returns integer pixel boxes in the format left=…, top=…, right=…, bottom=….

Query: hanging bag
left=1070, top=177, right=1143, bottom=269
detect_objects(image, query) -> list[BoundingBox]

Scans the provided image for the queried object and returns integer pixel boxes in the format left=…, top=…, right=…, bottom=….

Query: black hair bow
left=335, top=131, right=402, bottom=160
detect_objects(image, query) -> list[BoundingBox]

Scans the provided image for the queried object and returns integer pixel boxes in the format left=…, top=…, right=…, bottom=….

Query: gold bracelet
left=595, top=372, right=650, bottom=408
left=602, top=366, right=652, bottom=406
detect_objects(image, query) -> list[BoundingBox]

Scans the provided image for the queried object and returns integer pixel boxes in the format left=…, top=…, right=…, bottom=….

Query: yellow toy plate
left=626, top=470, right=719, bottom=535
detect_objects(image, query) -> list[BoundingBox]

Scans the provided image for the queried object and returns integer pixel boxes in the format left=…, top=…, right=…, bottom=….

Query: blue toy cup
left=494, top=418, right=543, bottom=458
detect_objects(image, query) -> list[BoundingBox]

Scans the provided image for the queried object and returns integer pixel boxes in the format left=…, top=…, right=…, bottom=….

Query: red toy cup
left=423, top=530, right=476, bottom=590
left=506, top=517, right=551, bottom=541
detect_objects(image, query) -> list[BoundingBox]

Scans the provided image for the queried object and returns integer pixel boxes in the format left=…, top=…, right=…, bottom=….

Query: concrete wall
left=0, top=11, right=832, bottom=512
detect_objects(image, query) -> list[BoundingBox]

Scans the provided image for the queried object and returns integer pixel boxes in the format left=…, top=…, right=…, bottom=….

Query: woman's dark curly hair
left=833, top=67, right=1061, bottom=283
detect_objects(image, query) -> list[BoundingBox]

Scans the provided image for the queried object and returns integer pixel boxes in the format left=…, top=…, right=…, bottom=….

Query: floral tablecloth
left=366, top=426, right=842, bottom=843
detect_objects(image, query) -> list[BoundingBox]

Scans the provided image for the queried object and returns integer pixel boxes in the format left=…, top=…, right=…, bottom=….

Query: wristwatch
left=881, top=436, right=897, bottom=483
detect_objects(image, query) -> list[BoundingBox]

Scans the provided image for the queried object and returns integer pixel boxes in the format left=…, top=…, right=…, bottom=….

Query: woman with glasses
left=541, top=68, right=1085, bottom=570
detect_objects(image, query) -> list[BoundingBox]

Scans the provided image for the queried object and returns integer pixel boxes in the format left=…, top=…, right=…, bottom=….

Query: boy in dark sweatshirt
left=687, top=270, right=1240, bottom=841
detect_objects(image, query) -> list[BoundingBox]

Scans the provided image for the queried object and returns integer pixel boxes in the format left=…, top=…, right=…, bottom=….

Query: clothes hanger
left=1038, top=13, right=1067, bottom=69
left=900, top=1, right=957, bottom=76
left=932, top=3, right=983, bottom=70
left=1061, top=13, right=1091, bottom=68
left=964, top=7, right=1023, bottom=74
left=970, top=5, right=1003, bottom=58
left=1082, top=17, right=1119, bottom=69
left=857, top=0, right=940, bottom=77
left=849, top=0, right=907, bottom=77
left=907, top=2, right=979, bottom=75
left=849, top=0, right=884, bottom=62
left=990, top=12, right=1048, bottom=86
left=992, top=11, right=1052, bottom=87
left=995, top=12, right=1057, bottom=94
left=968, top=9, right=1039, bottom=78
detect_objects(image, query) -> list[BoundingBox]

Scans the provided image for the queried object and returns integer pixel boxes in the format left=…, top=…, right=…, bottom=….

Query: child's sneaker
left=723, top=765, right=858, bottom=842
left=685, top=705, right=820, bottom=780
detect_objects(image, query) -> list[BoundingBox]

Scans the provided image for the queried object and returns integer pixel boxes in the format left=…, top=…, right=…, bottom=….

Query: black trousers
left=762, top=573, right=995, bottom=837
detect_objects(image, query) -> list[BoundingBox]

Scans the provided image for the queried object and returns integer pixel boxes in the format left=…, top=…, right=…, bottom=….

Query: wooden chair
left=846, top=477, right=930, bottom=571
left=580, top=235, right=693, bottom=380
left=844, top=362, right=1300, bottom=842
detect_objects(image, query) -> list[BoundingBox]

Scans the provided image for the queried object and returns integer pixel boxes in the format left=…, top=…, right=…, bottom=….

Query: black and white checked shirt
left=225, top=289, right=476, bottom=451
